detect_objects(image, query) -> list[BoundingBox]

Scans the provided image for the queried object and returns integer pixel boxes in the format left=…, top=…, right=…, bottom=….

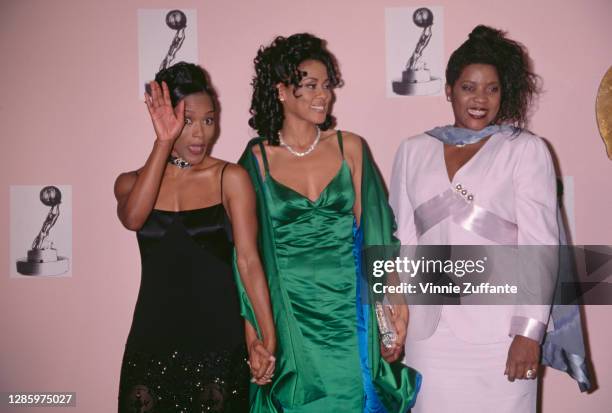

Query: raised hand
left=144, top=80, right=185, bottom=143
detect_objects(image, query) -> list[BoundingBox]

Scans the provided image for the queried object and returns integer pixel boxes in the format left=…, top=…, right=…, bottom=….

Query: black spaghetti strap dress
left=118, top=166, right=249, bottom=412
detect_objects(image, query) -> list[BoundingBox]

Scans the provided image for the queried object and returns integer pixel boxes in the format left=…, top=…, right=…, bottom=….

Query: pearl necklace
left=279, top=128, right=321, bottom=157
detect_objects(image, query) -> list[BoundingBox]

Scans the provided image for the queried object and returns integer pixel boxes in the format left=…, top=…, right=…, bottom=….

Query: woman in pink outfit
left=390, top=25, right=557, bottom=412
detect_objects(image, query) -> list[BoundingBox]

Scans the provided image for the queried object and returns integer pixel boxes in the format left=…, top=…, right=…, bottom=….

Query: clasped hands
left=247, top=339, right=275, bottom=386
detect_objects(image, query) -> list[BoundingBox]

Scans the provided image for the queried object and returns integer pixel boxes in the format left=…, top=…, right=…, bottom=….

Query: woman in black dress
left=114, top=62, right=276, bottom=412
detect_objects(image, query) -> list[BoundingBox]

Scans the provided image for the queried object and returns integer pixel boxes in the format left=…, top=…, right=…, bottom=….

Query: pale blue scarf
left=426, top=124, right=519, bottom=146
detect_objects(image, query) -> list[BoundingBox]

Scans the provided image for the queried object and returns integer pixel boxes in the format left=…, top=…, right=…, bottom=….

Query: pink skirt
left=404, top=314, right=537, bottom=413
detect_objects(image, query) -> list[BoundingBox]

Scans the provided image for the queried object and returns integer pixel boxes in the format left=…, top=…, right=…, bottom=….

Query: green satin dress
left=237, top=132, right=421, bottom=412
left=258, top=133, right=363, bottom=411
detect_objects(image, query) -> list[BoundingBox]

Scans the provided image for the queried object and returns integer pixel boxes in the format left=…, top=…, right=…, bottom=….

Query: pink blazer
left=389, top=130, right=559, bottom=344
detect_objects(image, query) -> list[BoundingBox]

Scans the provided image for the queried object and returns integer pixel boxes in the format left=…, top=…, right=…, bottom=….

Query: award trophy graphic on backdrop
left=16, top=186, right=69, bottom=276
left=160, top=9, right=187, bottom=71
left=144, top=9, right=188, bottom=96
left=392, top=7, right=442, bottom=96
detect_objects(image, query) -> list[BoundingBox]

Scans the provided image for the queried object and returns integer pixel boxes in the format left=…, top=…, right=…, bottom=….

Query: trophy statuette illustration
left=159, top=9, right=187, bottom=71
left=16, top=186, right=69, bottom=276
left=392, top=7, right=442, bottom=96
left=144, top=9, right=188, bottom=96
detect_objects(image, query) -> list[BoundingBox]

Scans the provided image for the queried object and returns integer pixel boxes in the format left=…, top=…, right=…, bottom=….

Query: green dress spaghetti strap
left=234, top=131, right=421, bottom=412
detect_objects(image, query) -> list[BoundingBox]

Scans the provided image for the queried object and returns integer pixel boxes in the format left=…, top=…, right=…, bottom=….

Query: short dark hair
left=248, top=33, right=343, bottom=145
left=154, top=62, right=217, bottom=109
left=446, top=25, right=540, bottom=128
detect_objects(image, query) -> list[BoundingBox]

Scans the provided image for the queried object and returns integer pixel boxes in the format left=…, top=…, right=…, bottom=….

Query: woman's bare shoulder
left=114, top=170, right=139, bottom=200
left=220, top=162, right=252, bottom=189
left=337, top=130, right=364, bottom=159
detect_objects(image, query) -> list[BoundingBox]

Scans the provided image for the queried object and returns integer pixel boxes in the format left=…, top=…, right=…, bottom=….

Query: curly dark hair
left=248, top=33, right=343, bottom=145
left=446, top=25, right=540, bottom=128
left=154, top=62, right=218, bottom=109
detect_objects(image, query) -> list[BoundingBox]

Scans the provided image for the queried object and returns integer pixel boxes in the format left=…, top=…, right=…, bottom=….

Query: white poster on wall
left=385, top=6, right=444, bottom=98
left=137, top=9, right=198, bottom=98
left=10, top=185, right=72, bottom=278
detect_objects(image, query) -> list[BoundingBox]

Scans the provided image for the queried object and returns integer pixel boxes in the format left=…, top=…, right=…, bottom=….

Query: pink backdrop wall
left=1, top=0, right=610, bottom=411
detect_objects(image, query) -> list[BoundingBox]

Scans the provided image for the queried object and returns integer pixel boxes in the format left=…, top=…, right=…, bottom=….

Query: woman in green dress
left=236, top=33, right=421, bottom=412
